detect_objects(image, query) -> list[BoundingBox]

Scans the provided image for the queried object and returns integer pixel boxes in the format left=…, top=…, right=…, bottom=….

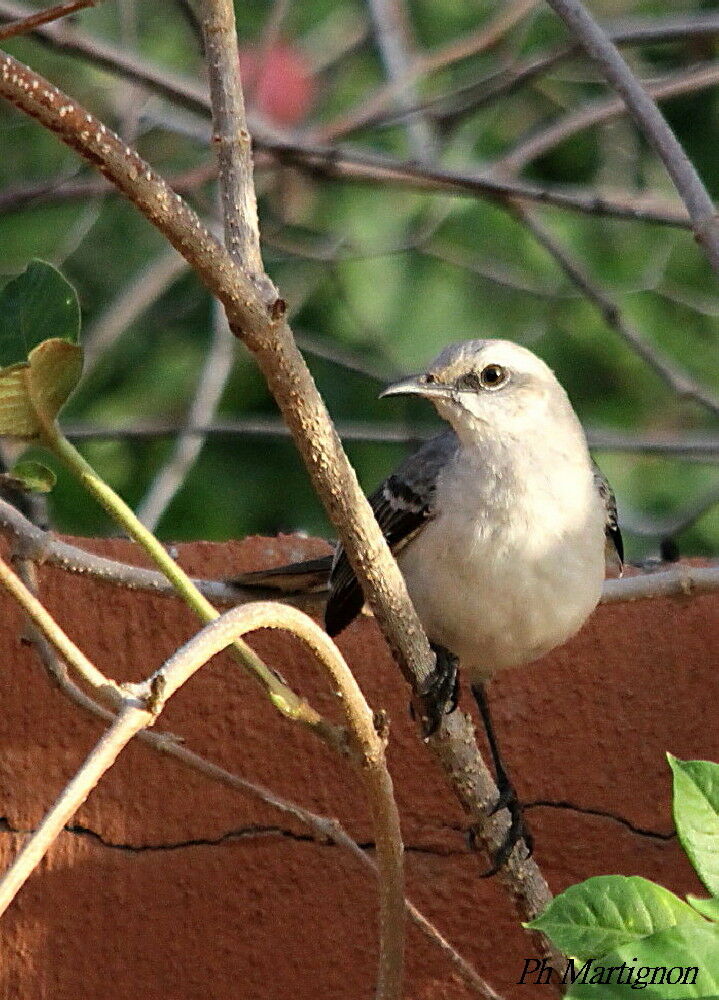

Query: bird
left=235, top=339, right=623, bottom=866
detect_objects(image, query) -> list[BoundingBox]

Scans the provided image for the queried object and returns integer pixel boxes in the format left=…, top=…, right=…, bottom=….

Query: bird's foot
left=473, top=774, right=533, bottom=877
left=413, top=646, right=460, bottom=737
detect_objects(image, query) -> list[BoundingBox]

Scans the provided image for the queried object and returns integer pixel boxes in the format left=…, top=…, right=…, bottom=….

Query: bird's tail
left=230, top=555, right=332, bottom=594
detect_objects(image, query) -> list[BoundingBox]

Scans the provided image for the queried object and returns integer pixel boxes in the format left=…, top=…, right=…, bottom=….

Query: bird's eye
left=456, top=371, right=481, bottom=392
left=424, top=372, right=437, bottom=384
left=479, top=363, right=508, bottom=390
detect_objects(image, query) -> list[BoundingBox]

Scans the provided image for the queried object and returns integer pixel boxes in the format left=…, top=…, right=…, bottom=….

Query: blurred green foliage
left=0, top=0, right=717, bottom=560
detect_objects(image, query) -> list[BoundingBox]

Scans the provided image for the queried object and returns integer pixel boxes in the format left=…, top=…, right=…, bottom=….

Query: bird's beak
left=380, top=375, right=450, bottom=400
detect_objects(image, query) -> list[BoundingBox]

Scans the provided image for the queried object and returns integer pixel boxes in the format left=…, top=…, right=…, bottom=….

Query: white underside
left=396, top=443, right=607, bottom=683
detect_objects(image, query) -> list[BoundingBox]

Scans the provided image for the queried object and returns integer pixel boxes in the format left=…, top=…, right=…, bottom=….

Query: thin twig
left=494, top=62, right=719, bottom=174
left=0, top=163, right=216, bottom=217
left=230, top=603, right=405, bottom=1000
left=363, top=16, right=719, bottom=132
left=57, top=417, right=719, bottom=459
left=255, top=136, right=692, bottom=230
left=3, top=497, right=718, bottom=607
left=0, top=552, right=125, bottom=701
left=602, top=564, right=719, bottom=604
left=366, top=0, right=435, bottom=160
left=320, top=0, right=536, bottom=141
left=136, top=299, right=235, bottom=530
left=0, top=0, right=96, bottom=41
left=542, top=0, right=719, bottom=274
left=0, top=47, right=558, bottom=963
left=620, top=482, right=719, bottom=541
left=507, top=204, right=719, bottom=419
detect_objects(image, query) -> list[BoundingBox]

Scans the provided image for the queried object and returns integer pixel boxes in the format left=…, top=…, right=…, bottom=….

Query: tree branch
left=506, top=204, right=719, bottom=419
left=0, top=47, right=568, bottom=971
left=494, top=62, right=719, bottom=174
left=542, top=0, right=719, bottom=274
left=198, top=0, right=266, bottom=283
left=0, top=0, right=97, bottom=41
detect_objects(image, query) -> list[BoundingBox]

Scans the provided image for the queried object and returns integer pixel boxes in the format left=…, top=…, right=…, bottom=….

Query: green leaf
left=687, top=895, right=719, bottom=922
left=0, top=363, right=41, bottom=437
left=0, top=260, right=80, bottom=366
left=669, top=755, right=719, bottom=896
left=526, top=875, right=704, bottom=961
left=26, top=339, right=83, bottom=423
left=565, top=921, right=719, bottom=999
left=0, top=339, right=83, bottom=439
left=6, top=460, right=56, bottom=493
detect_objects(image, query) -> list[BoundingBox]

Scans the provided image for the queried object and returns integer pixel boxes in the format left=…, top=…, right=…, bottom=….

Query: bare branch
left=322, top=0, right=536, bottom=142
left=231, top=603, right=405, bottom=1000
left=0, top=0, right=97, bottom=41
left=363, top=16, right=719, bottom=132
left=0, top=163, right=216, bottom=217
left=136, top=299, right=235, bottom=530
left=366, top=0, right=436, bottom=160
left=3, top=497, right=718, bottom=610
left=495, top=62, right=719, bottom=174
left=602, top=563, right=719, bottom=604
left=508, top=204, right=719, bottom=418
left=542, top=0, right=719, bottom=273
left=0, top=597, right=406, bottom=1000
left=0, top=552, right=125, bottom=702
left=198, top=0, right=265, bottom=282
left=57, top=417, right=719, bottom=460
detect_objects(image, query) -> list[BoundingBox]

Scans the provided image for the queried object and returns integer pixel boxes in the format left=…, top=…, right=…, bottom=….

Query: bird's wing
left=325, top=430, right=459, bottom=636
left=592, top=460, right=624, bottom=571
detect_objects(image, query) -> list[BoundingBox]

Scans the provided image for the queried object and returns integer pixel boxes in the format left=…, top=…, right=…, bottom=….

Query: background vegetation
left=1, top=0, right=717, bottom=561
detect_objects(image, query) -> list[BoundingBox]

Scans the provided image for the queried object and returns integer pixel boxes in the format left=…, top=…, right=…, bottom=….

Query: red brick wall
left=0, top=536, right=715, bottom=999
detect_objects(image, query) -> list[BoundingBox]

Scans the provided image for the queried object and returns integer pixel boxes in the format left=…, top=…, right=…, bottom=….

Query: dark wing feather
left=325, top=431, right=459, bottom=636
left=592, top=460, right=624, bottom=567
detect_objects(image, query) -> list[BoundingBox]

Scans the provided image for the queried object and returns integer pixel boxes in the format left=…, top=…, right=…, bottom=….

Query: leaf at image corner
left=566, top=921, right=719, bottom=999
left=526, top=875, right=704, bottom=961
left=669, top=755, right=719, bottom=897
left=0, top=260, right=81, bottom=368
left=687, top=895, right=719, bottom=922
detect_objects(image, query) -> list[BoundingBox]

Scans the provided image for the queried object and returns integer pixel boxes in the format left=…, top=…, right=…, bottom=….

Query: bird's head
left=381, top=339, right=579, bottom=444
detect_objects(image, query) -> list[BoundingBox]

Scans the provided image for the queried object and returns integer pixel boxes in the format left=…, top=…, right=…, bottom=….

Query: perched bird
left=237, top=339, right=623, bottom=864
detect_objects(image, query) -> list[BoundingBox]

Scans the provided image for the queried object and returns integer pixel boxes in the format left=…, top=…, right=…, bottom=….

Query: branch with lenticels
left=0, top=40, right=565, bottom=986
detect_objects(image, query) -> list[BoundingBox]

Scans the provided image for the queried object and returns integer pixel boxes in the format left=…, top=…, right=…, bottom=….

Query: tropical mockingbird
left=237, top=339, right=623, bottom=861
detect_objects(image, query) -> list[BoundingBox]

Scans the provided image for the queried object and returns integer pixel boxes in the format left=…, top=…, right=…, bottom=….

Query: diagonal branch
left=542, top=0, right=719, bottom=274
left=0, top=0, right=97, bottom=41
left=507, top=204, right=719, bottom=419
left=0, top=47, right=561, bottom=971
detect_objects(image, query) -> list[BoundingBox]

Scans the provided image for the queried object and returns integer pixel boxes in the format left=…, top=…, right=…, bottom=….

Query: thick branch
left=0, top=48, right=559, bottom=968
left=542, top=0, right=719, bottom=274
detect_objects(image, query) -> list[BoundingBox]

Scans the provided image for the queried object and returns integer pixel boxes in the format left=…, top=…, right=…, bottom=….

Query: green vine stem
left=40, top=418, right=342, bottom=745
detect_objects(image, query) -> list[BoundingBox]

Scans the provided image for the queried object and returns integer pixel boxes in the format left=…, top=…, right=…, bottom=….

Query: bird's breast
left=396, top=448, right=606, bottom=681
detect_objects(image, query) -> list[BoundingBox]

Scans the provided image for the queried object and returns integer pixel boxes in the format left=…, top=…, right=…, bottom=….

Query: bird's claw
left=414, top=647, right=460, bottom=737
left=475, top=775, right=533, bottom=877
